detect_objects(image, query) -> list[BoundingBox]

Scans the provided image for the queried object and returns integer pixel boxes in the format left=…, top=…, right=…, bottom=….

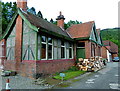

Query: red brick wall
left=0, top=39, right=6, bottom=65
left=36, top=59, right=75, bottom=75
left=20, top=60, right=36, bottom=78
left=112, top=54, right=118, bottom=59
left=101, top=46, right=107, bottom=58
left=95, top=45, right=101, bottom=56
left=4, top=60, right=16, bottom=71
left=15, top=15, right=23, bottom=71
left=0, top=39, right=6, bottom=57
left=85, top=40, right=91, bottom=58
left=57, top=19, right=64, bottom=29
left=4, top=59, right=75, bottom=78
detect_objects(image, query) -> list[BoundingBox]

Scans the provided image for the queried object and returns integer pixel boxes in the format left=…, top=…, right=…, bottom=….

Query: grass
left=53, top=70, right=86, bottom=80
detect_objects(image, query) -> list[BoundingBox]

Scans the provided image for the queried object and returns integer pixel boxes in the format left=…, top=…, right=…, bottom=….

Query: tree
left=27, top=7, right=36, bottom=15
left=67, top=20, right=82, bottom=28
left=37, top=11, right=43, bottom=18
left=0, top=1, right=2, bottom=38
left=2, top=2, right=17, bottom=34
left=64, top=20, right=82, bottom=29
left=50, top=18, right=54, bottom=23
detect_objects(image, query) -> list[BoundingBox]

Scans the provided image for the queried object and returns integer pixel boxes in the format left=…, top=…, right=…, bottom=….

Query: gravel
left=1, top=74, right=51, bottom=89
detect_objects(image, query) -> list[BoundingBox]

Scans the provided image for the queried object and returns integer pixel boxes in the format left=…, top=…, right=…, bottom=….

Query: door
left=76, top=48, right=85, bottom=60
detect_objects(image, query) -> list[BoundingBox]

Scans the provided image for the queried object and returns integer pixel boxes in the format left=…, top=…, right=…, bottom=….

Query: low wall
left=36, top=59, right=75, bottom=75
left=3, top=59, right=75, bottom=79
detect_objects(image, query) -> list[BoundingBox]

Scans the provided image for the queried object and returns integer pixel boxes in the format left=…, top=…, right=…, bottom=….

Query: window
left=77, top=42, right=85, bottom=47
left=40, top=36, right=53, bottom=60
left=61, top=41, right=65, bottom=58
left=41, top=36, right=47, bottom=59
left=48, top=37, right=53, bottom=59
left=69, top=43, right=73, bottom=58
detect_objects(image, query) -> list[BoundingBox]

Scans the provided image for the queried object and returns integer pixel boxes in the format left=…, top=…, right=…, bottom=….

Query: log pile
left=77, top=56, right=106, bottom=72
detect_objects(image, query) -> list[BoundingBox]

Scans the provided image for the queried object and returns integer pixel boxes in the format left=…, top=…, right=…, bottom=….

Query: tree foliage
left=27, top=7, right=36, bottom=15
left=37, top=11, right=43, bottom=18
left=2, top=2, right=17, bottom=34
left=101, top=28, right=120, bottom=55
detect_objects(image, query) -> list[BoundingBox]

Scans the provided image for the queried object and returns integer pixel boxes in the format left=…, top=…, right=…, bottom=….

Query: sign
left=60, top=73, right=65, bottom=77
left=60, top=73, right=65, bottom=81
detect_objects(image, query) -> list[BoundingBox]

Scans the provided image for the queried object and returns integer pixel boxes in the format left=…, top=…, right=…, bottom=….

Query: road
left=54, top=62, right=120, bottom=90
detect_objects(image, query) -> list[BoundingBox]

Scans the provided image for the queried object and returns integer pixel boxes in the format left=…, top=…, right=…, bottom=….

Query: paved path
left=54, top=62, right=120, bottom=90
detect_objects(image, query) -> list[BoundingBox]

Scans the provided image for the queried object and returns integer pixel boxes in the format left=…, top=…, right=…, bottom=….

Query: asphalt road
left=55, top=62, right=120, bottom=90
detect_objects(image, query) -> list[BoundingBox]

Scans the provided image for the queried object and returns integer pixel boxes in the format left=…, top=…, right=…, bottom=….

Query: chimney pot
left=17, top=0, right=27, bottom=11
left=56, top=11, right=65, bottom=29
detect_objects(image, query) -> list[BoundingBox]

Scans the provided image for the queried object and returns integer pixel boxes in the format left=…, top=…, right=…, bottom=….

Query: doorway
left=76, top=42, right=85, bottom=60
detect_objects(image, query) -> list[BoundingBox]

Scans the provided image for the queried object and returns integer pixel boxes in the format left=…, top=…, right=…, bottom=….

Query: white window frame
left=61, top=41, right=66, bottom=59
left=41, top=36, right=47, bottom=60
left=69, top=43, right=73, bottom=59
left=48, top=37, right=53, bottom=60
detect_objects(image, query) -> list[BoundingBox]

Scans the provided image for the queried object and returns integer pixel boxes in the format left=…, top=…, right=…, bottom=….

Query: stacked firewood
left=77, top=56, right=106, bottom=72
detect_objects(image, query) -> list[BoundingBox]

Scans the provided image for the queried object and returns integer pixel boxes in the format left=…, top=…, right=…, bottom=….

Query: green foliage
left=101, top=28, right=119, bottom=45
left=27, top=7, right=36, bottom=15
left=0, top=1, right=2, bottom=37
left=2, top=2, right=17, bottom=34
left=67, top=20, right=82, bottom=28
left=37, top=11, right=43, bottom=18
left=101, top=28, right=120, bottom=56
left=53, top=71, right=86, bottom=80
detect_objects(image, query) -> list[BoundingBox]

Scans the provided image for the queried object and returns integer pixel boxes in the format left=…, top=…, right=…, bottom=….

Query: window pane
left=61, top=41, right=64, bottom=46
left=48, top=45, right=52, bottom=59
left=48, top=37, right=52, bottom=43
left=69, top=43, right=72, bottom=47
left=61, top=47, right=65, bottom=58
left=77, top=42, right=85, bottom=47
left=41, top=36, right=46, bottom=42
left=41, top=44, right=46, bottom=59
left=69, top=48, right=72, bottom=58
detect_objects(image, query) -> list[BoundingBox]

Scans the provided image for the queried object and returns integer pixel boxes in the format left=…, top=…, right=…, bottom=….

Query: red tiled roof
left=103, top=40, right=118, bottom=53
left=66, top=21, right=95, bottom=38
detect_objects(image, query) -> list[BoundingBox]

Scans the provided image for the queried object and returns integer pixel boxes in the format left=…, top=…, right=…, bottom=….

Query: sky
left=3, top=0, right=120, bottom=29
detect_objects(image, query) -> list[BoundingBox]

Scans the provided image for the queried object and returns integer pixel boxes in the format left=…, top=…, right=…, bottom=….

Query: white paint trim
left=107, top=50, right=112, bottom=62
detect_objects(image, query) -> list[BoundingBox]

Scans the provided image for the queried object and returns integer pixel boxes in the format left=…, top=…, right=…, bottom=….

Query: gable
left=3, top=8, right=71, bottom=41
left=89, top=24, right=97, bottom=42
left=9, top=25, right=16, bottom=37
left=97, top=34, right=102, bottom=45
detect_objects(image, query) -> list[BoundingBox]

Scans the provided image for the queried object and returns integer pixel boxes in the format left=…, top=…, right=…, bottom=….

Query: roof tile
left=66, top=21, right=94, bottom=38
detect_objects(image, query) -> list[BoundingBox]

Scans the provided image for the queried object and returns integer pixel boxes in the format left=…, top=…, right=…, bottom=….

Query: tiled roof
left=103, top=40, right=118, bottom=53
left=21, top=10, right=70, bottom=38
left=66, top=21, right=95, bottom=38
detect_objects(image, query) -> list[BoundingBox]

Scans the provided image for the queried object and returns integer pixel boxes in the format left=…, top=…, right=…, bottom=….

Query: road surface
left=54, top=62, right=120, bottom=90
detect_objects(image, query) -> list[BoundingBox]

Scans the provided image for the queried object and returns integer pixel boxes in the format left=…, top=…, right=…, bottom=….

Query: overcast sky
left=3, top=0, right=120, bottom=29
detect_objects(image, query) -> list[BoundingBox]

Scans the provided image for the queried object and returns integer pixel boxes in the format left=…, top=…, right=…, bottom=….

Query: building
left=1, top=0, right=103, bottom=78
left=102, top=40, right=118, bottom=62
left=67, top=24, right=103, bottom=60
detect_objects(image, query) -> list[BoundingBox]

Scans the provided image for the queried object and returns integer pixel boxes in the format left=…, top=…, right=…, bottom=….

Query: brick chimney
left=56, top=11, right=65, bottom=29
left=15, top=0, right=27, bottom=71
left=17, top=0, right=27, bottom=11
